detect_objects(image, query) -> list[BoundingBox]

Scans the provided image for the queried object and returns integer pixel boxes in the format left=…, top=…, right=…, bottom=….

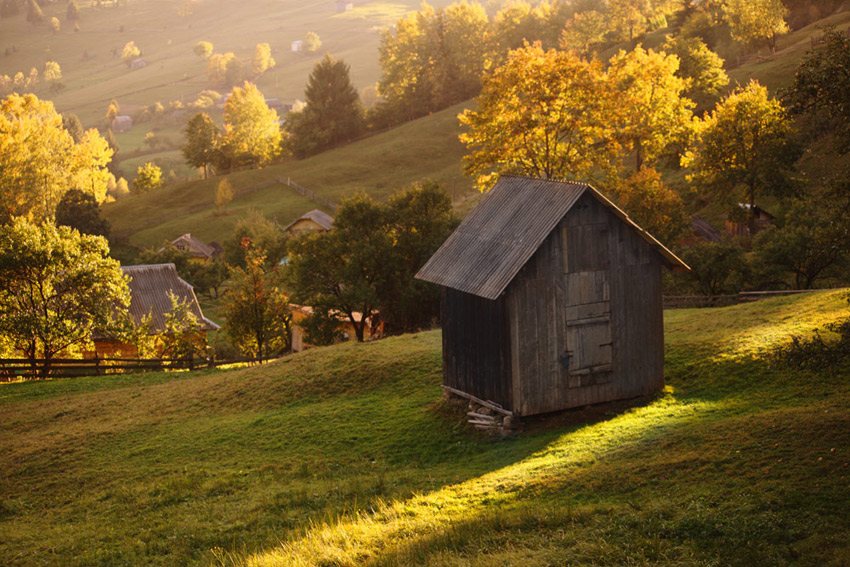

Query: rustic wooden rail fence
left=0, top=355, right=280, bottom=381
left=811, top=26, right=850, bottom=48
left=663, top=289, right=841, bottom=309
left=279, top=177, right=339, bottom=211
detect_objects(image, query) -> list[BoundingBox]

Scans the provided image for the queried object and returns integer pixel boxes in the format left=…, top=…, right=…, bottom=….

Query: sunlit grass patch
left=2, top=292, right=849, bottom=566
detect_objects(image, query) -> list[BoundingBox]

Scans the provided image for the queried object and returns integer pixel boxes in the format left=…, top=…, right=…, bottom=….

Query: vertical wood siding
left=441, top=288, right=513, bottom=409
left=508, top=193, right=666, bottom=416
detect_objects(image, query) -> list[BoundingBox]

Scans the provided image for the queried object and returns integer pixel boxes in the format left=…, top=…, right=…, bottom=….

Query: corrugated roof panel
left=416, top=177, right=586, bottom=300
left=416, top=176, right=689, bottom=300
left=121, top=264, right=219, bottom=332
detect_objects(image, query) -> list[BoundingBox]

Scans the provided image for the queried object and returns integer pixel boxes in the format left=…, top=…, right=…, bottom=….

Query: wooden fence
left=0, top=355, right=280, bottom=381
left=279, top=177, right=339, bottom=211
left=811, top=27, right=850, bottom=48
left=663, top=289, right=840, bottom=309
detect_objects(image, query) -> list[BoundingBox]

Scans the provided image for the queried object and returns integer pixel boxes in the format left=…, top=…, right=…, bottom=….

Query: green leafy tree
left=377, top=1, right=489, bottom=122
left=222, top=250, right=291, bottom=361
left=193, top=40, right=213, bottom=59
left=133, top=162, right=162, bottom=193
left=0, top=218, right=130, bottom=364
left=0, top=93, right=113, bottom=222
left=182, top=111, right=220, bottom=178
left=252, top=42, right=275, bottom=75
left=218, top=82, right=281, bottom=168
left=663, top=36, right=729, bottom=107
left=559, top=10, right=607, bottom=56
left=722, top=0, right=788, bottom=53
left=783, top=28, right=850, bottom=152
left=159, top=291, right=207, bottom=360
left=752, top=197, right=850, bottom=289
left=287, top=194, right=388, bottom=343
left=682, top=81, right=801, bottom=232
left=223, top=210, right=288, bottom=269
left=121, top=41, right=141, bottom=65
left=26, top=0, right=43, bottom=24
left=607, top=45, right=695, bottom=171
left=677, top=241, right=750, bottom=295
left=66, top=0, right=79, bottom=21
left=288, top=183, right=456, bottom=337
left=459, top=43, right=615, bottom=190
left=55, top=189, right=110, bottom=237
left=304, top=31, right=321, bottom=53
left=288, top=54, right=364, bottom=157
left=378, top=180, right=457, bottom=332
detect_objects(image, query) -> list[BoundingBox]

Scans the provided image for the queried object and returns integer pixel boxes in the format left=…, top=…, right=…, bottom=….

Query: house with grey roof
left=92, top=263, right=218, bottom=357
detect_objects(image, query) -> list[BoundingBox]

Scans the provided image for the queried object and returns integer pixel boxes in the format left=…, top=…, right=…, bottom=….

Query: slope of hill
left=1, top=291, right=849, bottom=566
left=0, top=0, right=458, bottom=126
left=102, top=100, right=476, bottom=251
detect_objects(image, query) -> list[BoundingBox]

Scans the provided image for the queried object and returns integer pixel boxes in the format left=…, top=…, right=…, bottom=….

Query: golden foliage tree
left=459, top=43, right=615, bottom=190
left=0, top=93, right=113, bottom=222
left=607, top=45, right=695, bottom=171
left=723, top=0, right=788, bottom=53
left=219, top=82, right=281, bottom=168
left=682, top=81, right=800, bottom=230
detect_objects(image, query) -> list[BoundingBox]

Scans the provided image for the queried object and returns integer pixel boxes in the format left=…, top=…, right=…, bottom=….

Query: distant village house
left=91, top=263, right=219, bottom=358
left=337, top=1, right=354, bottom=12
left=129, top=58, right=147, bottom=69
left=162, top=233, right=222, bottom=262
left=111, top=115, right=133, bottom=133
left=283, top=209, right=334, bottom=237
left=291, top=40, right=303, bottom=52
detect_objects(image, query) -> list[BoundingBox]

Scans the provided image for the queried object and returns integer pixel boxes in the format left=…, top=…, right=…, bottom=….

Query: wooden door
left=563, top=270, right=613, bottom=388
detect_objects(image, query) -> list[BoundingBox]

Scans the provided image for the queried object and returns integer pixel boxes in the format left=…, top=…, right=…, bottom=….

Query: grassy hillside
left=1, top=291, right=849, bottom=566
left=103, top=100, right=477, bottom=250
left=0, top=0, right=458, bottom=127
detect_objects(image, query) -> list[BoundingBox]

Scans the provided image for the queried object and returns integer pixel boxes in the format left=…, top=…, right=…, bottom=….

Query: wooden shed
left=415, top=177, right=689, bottom=417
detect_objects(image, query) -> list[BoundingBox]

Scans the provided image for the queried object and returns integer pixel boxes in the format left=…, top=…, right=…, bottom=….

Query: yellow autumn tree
left=459, top=43, right=616, bottom=191
left=0, top=93, right=113, bottom=222
left=607, top=45, right=695, bottom=171
left=723, top=0, right=789, bottom=53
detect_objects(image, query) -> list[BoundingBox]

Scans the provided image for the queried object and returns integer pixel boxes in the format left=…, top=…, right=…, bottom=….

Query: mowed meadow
left=1, top=291, right=848, bottom=566
left=0, top=0, right=458, bottom=126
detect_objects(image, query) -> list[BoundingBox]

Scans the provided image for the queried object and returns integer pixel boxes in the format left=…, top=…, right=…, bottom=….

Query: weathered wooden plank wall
left=441, top=288, right=512, bottom=408
left=507, top=193, right=665, bottom=416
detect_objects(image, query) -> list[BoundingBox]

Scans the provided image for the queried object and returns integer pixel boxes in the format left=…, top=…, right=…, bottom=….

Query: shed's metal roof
left=121, top=263, right=219, bottom=332
left=283, top=209, right=335, bottom=232
left=415, top=176, right=689, bottom=300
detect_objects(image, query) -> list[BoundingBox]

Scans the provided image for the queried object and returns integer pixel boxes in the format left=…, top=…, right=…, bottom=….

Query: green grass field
left=0, top=0, right=459, bottom=127
left=103, top=100, right=477, bottom=251
left=1, top=291, right=848, bottom=566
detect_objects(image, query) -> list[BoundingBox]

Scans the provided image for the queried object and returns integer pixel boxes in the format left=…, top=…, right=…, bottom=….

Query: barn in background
left=416, top=176, right=689, bottom=418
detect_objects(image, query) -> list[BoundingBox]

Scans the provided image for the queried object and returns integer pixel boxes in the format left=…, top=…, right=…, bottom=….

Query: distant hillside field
left=0, top=0, right=457, bottom=126
left=102, top=100, right=477, bottom=250
left=1, top=291, right=849, bottom=566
